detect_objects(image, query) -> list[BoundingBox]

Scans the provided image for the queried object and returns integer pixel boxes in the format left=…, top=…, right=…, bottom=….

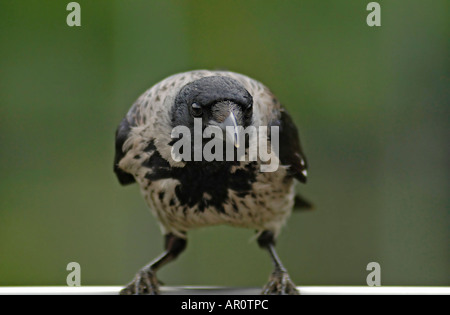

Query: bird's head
left=171, top=76, right=253, bottom=149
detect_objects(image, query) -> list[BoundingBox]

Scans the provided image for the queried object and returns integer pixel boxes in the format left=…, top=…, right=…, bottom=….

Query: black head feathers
left=171, top=76, right=253, bottom=128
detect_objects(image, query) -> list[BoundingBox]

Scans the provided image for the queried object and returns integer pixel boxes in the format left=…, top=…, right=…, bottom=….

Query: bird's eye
left=191, top=103, right=203, bottom=117
left=244, top=103, right=253, bottom=117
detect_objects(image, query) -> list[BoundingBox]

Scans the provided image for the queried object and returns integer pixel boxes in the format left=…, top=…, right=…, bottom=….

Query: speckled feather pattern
left=117, top=70, right=296, bottom=238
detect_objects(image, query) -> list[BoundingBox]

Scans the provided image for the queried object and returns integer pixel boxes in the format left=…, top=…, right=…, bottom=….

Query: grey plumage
left=114, top=70, right=310, bottom=295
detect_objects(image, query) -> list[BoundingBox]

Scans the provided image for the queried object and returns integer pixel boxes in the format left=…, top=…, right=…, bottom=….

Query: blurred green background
left=0, top=0, right=448, bottom=287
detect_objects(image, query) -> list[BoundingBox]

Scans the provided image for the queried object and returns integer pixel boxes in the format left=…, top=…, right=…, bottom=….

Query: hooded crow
left=114, top=70, right=311, bottom=295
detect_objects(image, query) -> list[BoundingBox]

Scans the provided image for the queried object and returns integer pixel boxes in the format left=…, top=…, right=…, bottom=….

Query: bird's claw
left=262, top=270, right=300, bottom=295
left=120, top=268, right=160, bottom=295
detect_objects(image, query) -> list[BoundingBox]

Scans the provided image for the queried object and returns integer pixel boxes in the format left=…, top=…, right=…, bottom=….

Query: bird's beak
left=222, top=111, right=240, bottom=148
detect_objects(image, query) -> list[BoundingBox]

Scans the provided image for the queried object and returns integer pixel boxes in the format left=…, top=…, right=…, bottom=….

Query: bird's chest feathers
left=144, top=153, right=258, bottom=213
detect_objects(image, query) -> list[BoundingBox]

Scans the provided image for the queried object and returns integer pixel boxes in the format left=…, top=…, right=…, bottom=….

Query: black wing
left=272, top=109, right=313, bottom=211
left=113, top=117, right=136, bottom=185
left=275, top=109, right=308, bottom=183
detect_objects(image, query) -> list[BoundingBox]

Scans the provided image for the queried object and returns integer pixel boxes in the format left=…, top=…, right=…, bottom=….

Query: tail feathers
left=293, top=194, right=314, bottom=211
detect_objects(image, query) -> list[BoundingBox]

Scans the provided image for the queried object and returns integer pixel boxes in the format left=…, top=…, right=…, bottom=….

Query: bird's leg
left=120, top=233, right=187, bottom=295
left=257, top=230, right=300, bottom=295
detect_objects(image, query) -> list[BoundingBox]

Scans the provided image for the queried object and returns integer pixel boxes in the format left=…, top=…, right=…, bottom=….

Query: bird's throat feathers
left=143, top=139, right=258, bottom=213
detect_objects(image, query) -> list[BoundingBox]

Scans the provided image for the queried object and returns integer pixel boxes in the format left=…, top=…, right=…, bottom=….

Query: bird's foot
left=120, top=267, right=160, bottom=295
left=261, top=270, right=300, bottom=295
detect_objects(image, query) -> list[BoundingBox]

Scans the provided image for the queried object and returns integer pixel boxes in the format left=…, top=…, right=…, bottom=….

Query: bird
left=114, top=70, right=311, bottom=295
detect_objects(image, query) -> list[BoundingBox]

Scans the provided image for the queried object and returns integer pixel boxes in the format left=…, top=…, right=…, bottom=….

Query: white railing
left=0, top=286, right=448, bottom=295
